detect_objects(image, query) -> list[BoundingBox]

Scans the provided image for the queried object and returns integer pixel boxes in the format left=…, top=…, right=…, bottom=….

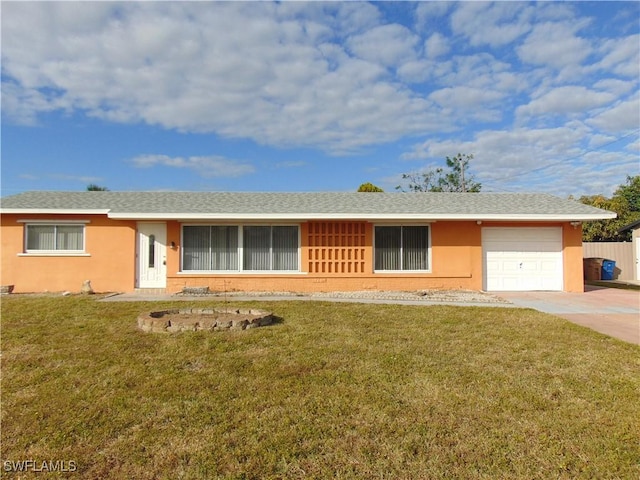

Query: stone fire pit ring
left=138, top=307, right=274, bottom=333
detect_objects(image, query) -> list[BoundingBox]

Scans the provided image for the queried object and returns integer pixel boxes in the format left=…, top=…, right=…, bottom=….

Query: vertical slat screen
left=27, top=225, right=55, bottom=250
left=211, top=226, right=238, bottom=270
left=183, top=226, right=211, bottom=270
left=273, top=226, right=298, bottom=270
left=403, top=226, right=429, bottom=270
left=27, top=225, right=83, bottom=251
left=243, top=226, right=271, bottom=270
left=375, top=226, right=401, bottom=270
left=56, top=226, right=83, bottom=250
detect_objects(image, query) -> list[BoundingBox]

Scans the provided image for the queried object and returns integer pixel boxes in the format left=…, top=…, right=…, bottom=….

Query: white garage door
left=483, top=227, right=563, bottom=291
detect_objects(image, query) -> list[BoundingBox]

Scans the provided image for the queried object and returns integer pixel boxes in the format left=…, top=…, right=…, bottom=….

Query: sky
left=1, top=1, right=639, bottom=198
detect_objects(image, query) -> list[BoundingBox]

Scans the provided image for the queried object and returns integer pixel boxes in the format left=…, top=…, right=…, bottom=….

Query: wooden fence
left=583, top=242, right=634, bottom=280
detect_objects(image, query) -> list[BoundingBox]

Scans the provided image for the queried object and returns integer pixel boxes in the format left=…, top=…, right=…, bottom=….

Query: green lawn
left=2, top=296, right=639, bottom=479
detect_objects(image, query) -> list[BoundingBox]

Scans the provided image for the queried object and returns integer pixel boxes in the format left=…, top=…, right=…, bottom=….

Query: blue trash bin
left=601, top=260, right=616, bottom=280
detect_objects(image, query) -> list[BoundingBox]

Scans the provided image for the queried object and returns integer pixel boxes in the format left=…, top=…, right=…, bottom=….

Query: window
left=182, top=225, right=298, bottom=272
left=25, top=224, right=85, bottom=253
left=244, top=226, right=298, bottom=271
left=148, top=235, right=156, bottom=268
left=183, top=226, right=238, bottom=271
left=375, top=225, right=430, bottom=271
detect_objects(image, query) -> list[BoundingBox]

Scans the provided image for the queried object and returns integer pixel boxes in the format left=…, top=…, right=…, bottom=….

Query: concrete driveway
left=497, top=286, right=640, bottom=345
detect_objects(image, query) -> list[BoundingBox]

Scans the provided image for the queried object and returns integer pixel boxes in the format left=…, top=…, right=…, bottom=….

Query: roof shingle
left=0, top=191, right=616, bottom=221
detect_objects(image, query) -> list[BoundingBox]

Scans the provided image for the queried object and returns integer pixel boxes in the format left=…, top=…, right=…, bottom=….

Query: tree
left=87, top=184, right=109, bottom=191
left=578, top=175, right=640, bottom=242
left=357, top=182, right=384, bottom=192
left=396, top=153, right=481, bottom=192
left=615, top=175, right=640, bottom=212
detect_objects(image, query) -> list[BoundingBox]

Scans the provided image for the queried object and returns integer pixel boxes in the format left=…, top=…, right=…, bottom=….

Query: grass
left=2, top=296, right=639, bottom=479
left=586, top=280, right=640, bottom=291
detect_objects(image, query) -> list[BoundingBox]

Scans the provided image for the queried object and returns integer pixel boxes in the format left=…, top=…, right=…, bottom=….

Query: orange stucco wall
left=1, top=216, right=585, bottom=293
left=1, top=214, right=136, bottom=293
left=165, top=221, right=485, bottom=293
left=562, top=222, right=585, bottom=292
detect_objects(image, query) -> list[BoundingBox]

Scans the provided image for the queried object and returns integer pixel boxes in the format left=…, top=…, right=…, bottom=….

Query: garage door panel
left=483, top=228, right=561, bottom=243
left=485, top=242, right=560, bottom=253
left=500, top=278, right=519, bottom=290
left=503, top=261, right=522, bottom=272
left=540, top=260, right=559, bottom=272
left=483, top=227, right=563, bottom=291
left=529, top=244, right=560, bottom=253
left=521, top=261, right=540, bottom=272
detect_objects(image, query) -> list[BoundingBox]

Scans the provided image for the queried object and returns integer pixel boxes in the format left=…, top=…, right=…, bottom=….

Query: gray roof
left=0, top=191, right=616, bottom=221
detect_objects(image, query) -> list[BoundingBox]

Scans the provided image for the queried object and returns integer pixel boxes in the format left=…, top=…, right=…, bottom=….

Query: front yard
left=1, top=296, right=638, bottom=479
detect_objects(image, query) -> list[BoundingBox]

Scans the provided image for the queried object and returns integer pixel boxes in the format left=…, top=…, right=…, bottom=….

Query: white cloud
left=596, top=34, right=640, bottom=77
left=0, top=83, right=60, bottom=125
left=436, top=53, right=521, bottom=92
left=131, top=155, right=255, bottom=178
left=517, top=86, right=616, bottom=118
left=517, top=20, right=592, bottom=69
left=627, top=138, right=640, bottom=152
left=587, top=133, right=618, bottom=149
left=533, top=2, right=577, bottom=22
left=19, top=174, right=39, bottom=180
left=275, top=161, right=308, bottom=168
left=414, top=2, right=452, bottom=29
left=451, top=2, right=533, bottom=47
left=586, top=94, right=640, bottom=133
left=346, top=24, right=420, bottom=68
left=330, top=2, right=381, bottom=36
left=400, top=124, right=638, bottom=196
left=593, top=78, right=638, bottom=97
left=50, top=174, right=105, bottom=184
left=429, top=86, right=505, bottom=108
left=18, top=172, right=104, bottom=183
left=2, top=2, right=449, bottom=153
left=404, top=126, right=583, bottom=163
left=1, top=0, right=636, bottom=195
left=396, top=59, right=436, bottom=84
left=424, top=33, right=450, bottom=59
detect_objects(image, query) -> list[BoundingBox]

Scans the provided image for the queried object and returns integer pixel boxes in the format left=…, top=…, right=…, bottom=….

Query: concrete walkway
left=497, top=286, right=640, bottom=345
left=100, top=291, right=513, bottom=308
left=101, top=286, right=639, bottom=345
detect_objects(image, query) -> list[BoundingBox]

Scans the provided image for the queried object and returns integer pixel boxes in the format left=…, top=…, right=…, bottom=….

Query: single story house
left=0, top=191, right=615, bottom=294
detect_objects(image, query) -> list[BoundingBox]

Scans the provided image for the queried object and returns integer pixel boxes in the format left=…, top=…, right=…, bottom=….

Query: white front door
left=483, top=227, right=563, bottom=291
left=137, top=223, right=167, bottom=288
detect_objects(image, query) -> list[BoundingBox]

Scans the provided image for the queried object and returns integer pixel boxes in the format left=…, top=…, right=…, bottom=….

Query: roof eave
left=618, top=218, right=640, bottom=233
left=106, top=212, right=618, bottom=221
left=0, top=208, right=111, bottom=215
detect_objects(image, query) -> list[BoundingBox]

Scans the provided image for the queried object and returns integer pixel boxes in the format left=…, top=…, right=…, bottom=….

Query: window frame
left=180, top=223, right=301, bottom=273
left=373, top=223, right=432, bottom=273
left=20, top=220, right=88, bottom=256
left=181, top=225, right=240, bottom=272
